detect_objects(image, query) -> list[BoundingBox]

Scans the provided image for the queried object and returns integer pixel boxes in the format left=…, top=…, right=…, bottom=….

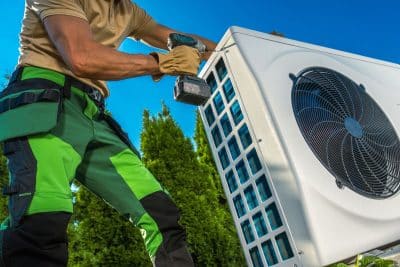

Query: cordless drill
left=168, top=33, right=211, bottom=106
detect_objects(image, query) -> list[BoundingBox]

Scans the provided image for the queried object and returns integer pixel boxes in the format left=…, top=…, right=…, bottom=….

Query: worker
left=0, top=0, right=217, bottom=266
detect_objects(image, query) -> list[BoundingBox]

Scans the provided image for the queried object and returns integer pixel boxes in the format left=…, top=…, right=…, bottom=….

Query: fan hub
left=344, top=117, right=363, bottom=138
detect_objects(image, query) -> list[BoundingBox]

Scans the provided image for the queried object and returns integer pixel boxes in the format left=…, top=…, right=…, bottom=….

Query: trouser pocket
left=2, top=138, right=37, bottom=228
left=0, top=80, right=63, bottom=143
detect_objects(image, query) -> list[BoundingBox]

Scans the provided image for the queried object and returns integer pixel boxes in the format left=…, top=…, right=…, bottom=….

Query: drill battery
left=173, top=75, right=211, bottom=106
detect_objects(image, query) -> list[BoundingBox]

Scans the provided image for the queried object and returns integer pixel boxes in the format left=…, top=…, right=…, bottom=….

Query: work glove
left=150, top=46, right=201, bottom=81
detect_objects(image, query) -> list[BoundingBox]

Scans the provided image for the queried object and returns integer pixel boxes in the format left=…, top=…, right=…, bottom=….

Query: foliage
left=193, top=111, right=246, bottom=264
left=0, top=80, right=9, bottom=223
left=357, top=255, right=396, bottom=267
left=330, top=264, right=350, bottom=267
left=140, top=104, right=245, bottom=266
left=194, top=111, right=224, bottom=200
left=329, top=255, right=396, bottom=267
left=68, top=184, right=151, bottom=267
left=0, top=149, right=8, bottom=222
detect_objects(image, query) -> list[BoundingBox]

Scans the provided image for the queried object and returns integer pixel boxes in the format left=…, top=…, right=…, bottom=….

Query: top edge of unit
left=207, top=26, right=400, bottom=71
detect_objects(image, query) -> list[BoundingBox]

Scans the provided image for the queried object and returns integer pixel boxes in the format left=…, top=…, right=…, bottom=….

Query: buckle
left=87, top=89, right=105, bottom=110
left=90, top=89, right=103, bottom=103
left=65, top=75, right=105, bottom=111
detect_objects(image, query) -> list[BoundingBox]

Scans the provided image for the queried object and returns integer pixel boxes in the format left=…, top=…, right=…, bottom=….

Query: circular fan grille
left=291, top=67, right=400, bottom=199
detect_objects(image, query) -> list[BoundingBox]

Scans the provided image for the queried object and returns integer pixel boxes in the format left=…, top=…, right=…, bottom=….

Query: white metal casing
left=198, top=26, right=400, bottom=266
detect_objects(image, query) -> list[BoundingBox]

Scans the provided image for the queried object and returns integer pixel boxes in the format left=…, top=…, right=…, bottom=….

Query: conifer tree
left=194, top=111, right=246, bottom=265
left=0, top=150, right=8, bottom=221
left=0, top=80, right=9, bottom=222
left=194, top=111, right=225, bottom=201
left=68, top=185, right=151, bottom=266
left=141, top=104, right=245, bottom=266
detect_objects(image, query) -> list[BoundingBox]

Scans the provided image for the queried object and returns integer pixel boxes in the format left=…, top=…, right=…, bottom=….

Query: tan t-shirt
left=19, top=0, right=157, bottom=97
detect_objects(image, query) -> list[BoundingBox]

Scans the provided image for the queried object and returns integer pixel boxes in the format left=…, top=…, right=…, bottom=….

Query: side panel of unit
left=199, top=32, right=317, bottom=266
left=225, top=33, right=319, bottom=267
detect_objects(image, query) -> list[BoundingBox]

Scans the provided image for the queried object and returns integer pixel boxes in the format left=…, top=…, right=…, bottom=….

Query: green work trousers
left=0, top=66, right=193, bottom=267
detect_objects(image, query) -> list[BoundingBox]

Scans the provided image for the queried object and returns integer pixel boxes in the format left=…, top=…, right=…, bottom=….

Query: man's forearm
left=66, top=40, right=160, bottom=80
left=44, top=15, right=160, bottom=81
left=44, top=16, right=215, bottom=81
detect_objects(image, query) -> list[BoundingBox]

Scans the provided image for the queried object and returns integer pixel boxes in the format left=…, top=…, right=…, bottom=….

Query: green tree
left=68, top=185, right=151, bottom=267
left=194, top=111, right=245, bottom=264
left=141, top=104, right=245, bottom=266
left=0, top=77, right=9, bottom=222
left=194, top=111, right=224, bottom=199
left=0, top=149, right=8, bottom=222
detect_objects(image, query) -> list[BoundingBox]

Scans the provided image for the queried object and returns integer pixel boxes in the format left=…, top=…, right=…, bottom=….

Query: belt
left=9, top=66, right=105, bottom=111
left=64, top=75, right=105, bottom=111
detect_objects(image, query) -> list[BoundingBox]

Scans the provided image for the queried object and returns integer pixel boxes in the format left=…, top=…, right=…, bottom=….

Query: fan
left=291, top=67, right=400, bottom=199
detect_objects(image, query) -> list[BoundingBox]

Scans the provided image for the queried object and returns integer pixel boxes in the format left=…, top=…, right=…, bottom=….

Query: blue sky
left=1, top=1, right=399, bottom=149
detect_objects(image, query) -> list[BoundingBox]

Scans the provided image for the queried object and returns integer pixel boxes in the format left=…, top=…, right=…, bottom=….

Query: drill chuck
left=167, top=33, right=207, bottom=53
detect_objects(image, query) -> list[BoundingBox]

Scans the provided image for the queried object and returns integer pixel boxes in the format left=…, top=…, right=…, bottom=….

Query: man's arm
left=139, top=24, right=217, bottom=60
left=44, top=15, right=161, bottom=80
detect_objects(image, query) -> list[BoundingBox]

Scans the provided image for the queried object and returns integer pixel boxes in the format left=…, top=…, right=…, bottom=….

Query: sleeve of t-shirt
left=128, top=2, right=157, bottom=40
left=27, top=0, right=87, bottom=21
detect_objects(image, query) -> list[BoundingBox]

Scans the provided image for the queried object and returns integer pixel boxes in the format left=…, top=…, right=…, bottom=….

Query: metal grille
left=291, top=67, right=400, bottom=199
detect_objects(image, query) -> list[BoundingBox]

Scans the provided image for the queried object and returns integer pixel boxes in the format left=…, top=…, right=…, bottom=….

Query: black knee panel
left=1, top=212, right=71, bottom=267
left=141, top=192, right=194, bottom=267
left=140, top=192, right=186, bottom=253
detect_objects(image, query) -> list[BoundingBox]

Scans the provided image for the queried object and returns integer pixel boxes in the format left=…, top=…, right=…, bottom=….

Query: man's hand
left=43, top=15, right=161, bottom=80
left=150, top=46, right=201, bottom=81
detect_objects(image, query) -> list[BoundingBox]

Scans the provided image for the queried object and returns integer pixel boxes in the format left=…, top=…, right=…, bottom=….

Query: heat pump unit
left=198, top=26, right=400, bottom=267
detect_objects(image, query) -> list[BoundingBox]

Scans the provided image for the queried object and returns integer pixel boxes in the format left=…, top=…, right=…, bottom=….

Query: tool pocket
left=0, top=81, right=63, bottom=143
left=2, top=138, right=37, bottom=228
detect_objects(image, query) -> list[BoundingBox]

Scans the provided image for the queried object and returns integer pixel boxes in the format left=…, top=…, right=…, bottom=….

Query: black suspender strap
left=63, top=75, right=72, bottom=99
left=8, top=67, right=23, bottom=84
